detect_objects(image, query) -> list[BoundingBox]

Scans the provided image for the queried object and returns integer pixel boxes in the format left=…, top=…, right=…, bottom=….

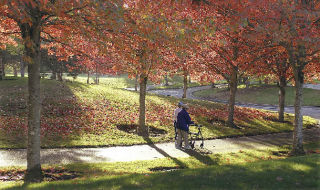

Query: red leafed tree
left=0, top=0, right=122, bottom=182
left=111, top=3, right=169, bottom=136
left=192, top=0, right=260, bottom=128
left=250, top=44, right=293, bottom=122
left=92, top=0, right=198, bottom=136
left=253, top=0, right=320, bottom=155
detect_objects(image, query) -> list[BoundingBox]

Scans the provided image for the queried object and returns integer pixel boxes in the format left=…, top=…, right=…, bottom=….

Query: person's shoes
left=175, top=146, right=182, bottom=149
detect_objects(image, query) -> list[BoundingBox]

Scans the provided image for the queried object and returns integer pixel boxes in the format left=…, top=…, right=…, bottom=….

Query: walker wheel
left=200, top=143, right=204, bottom=148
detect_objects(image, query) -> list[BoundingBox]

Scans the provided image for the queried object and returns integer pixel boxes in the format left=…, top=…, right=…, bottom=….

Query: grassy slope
left=2, top=144, right=319, bottom=190
left=0, top=77, right=318, bottom=149
left=148, top=75, right=205, bottom=90
left=194, top=85, right=320, bottom=106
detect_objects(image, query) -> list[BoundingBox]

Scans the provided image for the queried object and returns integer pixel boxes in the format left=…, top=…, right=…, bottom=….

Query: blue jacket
left=176, top=109, right=193, bottom=132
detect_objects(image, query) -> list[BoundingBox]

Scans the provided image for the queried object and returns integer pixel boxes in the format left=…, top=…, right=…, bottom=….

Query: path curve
left=148, top=84, right=320, bottom=121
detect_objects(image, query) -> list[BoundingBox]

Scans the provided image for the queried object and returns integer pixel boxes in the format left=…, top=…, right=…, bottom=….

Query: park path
left=148, top=84, right=320, bottom=121
left=0, top=128, right=319, bottom=167
left=0, top=84, right=319, bottom=167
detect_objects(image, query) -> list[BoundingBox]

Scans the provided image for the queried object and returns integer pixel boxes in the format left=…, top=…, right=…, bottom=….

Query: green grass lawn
left=313, top=80, right=320, bottom=84
left=145, top=75, right=206, bottom=90
left=1, top=143, right=319, bottom=190
left=0, top=77, right=318, bottom=149
left=194, top=85, right=320, bottom=106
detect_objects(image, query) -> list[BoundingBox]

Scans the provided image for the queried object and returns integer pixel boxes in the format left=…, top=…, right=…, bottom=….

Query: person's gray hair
left=182, top=103, right=189, bottom=109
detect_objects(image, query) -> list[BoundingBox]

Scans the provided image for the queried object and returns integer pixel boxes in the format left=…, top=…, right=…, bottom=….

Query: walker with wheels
left=188, top=123, right=204, bottom=149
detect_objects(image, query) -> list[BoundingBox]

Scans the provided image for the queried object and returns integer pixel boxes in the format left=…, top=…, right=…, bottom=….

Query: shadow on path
left=143, top=137, right=187, bottom=168
left=143, top=137, right=217, bottom=167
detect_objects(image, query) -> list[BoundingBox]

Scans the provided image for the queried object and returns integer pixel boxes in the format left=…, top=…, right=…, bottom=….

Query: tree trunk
left=57, top=64, right=63, bottom=81
left=164, top=75, right=169, bottom=86
left=14, top=66, right=18, bottom=77
left=244, top=77, right=250, bottom=88
left=20, top=58, right=26, bottom=77
left=289, top=44, right=306, bottom=156
left=278, top=76, right=287, bottom=122
left=138, top=75, right=149, bottom=136
left=95, top=74, right=99, bottom=84
left=135, top=75, right=138, bottom=91
left=211, top=82, right=216, bottom=88
left=291, top=67, right=305, bottom=155
left=227, top=67, right=238, bottom=128
left=87, top=72, right=90, bottom=84
left=0, top=56, right=2, bottom=80
left=95, top=64, right=99, bottom=84
left=50, top=70, right=56, bottom=80
left=189, top=75, right=191, bottom=83
left=57, top=72, right=62, bottom=81
left=182, top=70, right=188, bottom=98
left=1, top=53, right=5, bottom=78
left=20, top=17, right=43, bottom=182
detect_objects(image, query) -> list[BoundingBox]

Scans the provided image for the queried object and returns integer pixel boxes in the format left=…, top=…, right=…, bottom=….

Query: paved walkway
left=304, top=84, right=320, bottom=90
left=0, top=84, right=319, bottom=167
left=0, top=128, right=319, bottom=167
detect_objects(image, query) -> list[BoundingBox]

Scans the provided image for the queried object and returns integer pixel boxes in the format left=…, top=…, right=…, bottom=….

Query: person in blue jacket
left=176, top=103, right=193, bottom=149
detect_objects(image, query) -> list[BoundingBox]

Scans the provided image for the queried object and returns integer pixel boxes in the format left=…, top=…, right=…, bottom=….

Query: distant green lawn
left=144, top=75, right=206, bottom=90
left=2, top=143, right=319, bottom=190
left=194, top=85, right=320, bottom=106
left=0, top=77, right=318, bottom=149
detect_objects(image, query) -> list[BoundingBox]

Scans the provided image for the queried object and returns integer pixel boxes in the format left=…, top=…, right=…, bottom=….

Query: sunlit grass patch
left=0, top=76, right=318, bottom=149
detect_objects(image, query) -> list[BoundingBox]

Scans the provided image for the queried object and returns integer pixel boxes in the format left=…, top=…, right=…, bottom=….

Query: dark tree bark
left=20, top=57, right=26, bottom=77
left=18, top=10, right=43, bottom=182
left=211, top=82, right=216, bottom=88
left=135, top=75, right=138, bottom=91
left=50, top=70, right=57, bottom=80
left=57, top=64, right=63, bottom=81
left=1, top=52, right=6, bottom=79
left=87, top=72, right=90, bottom=84
left=0, top=56, right=2, bottom=80
left=138, top=74, right=149, bottom=136
left=278, top=75, right=287, bottom=122
left=95, top=64, right=99, bottom=84
left=14, top=66, right=18, bottom=77
left=164, top=75, right=169, bottom=86
left=244, top=77, right=250, bottom=88
left=227, top=67, right=239, bottom=128
left=57, top=72, right=63, bottom=81
left=182, top=70, right=188, bottom=98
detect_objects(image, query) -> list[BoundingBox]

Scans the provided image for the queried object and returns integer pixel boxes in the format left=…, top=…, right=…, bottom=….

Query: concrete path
left=304, top=84, right=320, bottom=90
left=0, top=128, right=319, bottom=167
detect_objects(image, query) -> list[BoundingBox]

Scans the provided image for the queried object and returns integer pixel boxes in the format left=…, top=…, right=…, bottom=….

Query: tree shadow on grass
left=7, top=155, right=319, bottom=190
left=0, top=78, right=101, bottom=149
